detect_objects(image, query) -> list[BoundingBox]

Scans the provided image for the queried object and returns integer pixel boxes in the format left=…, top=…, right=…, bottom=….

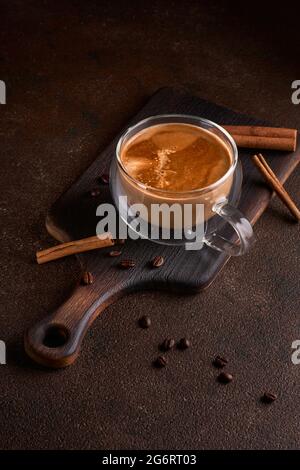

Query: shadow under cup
left=110, top=114, right=255, bottom=255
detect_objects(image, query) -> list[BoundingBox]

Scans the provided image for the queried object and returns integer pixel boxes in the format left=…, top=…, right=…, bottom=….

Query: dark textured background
left=1, top=0, right=300, bottom=450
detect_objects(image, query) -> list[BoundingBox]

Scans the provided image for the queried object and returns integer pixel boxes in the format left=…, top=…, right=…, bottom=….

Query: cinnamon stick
left=36, top=234, right=115, bottom=264
left=223, top=125, right=297, bottom=151
left=252, top=154, right=300, bottom=221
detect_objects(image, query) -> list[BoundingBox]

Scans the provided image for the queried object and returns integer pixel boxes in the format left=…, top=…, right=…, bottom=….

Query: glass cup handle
left=204, top=201, right=256, bottom=256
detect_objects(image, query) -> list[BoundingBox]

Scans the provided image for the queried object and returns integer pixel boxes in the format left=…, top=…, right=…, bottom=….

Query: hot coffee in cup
left=110, top=115, right=255, bottom=255
left=120, top=122, right=234, bottom=223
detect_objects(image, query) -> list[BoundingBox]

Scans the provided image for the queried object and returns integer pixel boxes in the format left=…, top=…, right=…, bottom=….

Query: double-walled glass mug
left=110, top=114, right=255, bottom=255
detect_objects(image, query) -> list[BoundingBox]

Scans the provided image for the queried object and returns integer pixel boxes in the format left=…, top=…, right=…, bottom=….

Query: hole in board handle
left=43, top=325, right=69, bottom=348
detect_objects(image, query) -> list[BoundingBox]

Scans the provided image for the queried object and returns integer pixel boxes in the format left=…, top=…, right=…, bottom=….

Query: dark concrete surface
left=1, top=0, right=300, bottom=450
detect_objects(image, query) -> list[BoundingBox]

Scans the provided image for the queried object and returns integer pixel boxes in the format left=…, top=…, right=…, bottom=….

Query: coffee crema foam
left=121, top=123, right=232, bottom=192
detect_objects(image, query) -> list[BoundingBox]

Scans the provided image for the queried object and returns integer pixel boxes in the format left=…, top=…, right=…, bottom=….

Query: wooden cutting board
left=24, top=87, right=300, bottom=368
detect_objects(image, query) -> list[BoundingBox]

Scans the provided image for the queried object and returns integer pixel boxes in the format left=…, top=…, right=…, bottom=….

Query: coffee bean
left=178, top=338, right=190, bottom=349
left=116, top=239, right=126, bottom=245
left=119, top=259, right=135, bottom=269
left=217, top=371, right=233, bottom=384
left=139, top=315, right=151, bottom=329
left=213, top=355, right=228, bottom=368
left=81, top=271, right=93, bottom=285
left=154, top=356, right=167, bottom=368
left=162, top=338, right=175, bottom=351
left=109, top=250, right=122, bottom=257
left=262, top=392, right=277, bottom=404
left=89, top=188, right=101, bottom=197
left=99, top=173, right=109, bottom=184
left=151, top=256, right=164, bottom=268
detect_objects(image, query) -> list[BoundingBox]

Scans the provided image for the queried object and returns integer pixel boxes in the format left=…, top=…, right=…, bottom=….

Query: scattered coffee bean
left=116, top=238, right=126, bottom=245
left=139, top=315, right=151, bottom=329
left=81, top=271, right=93, bottom=285
left=262, top=391, right=277, bottom=404
left=119, top=259, right=135, bottom=269
left=162, top=338, right=175, bottom=351
left=99, top=173, right=109, bottom=184
left=213, top=355, right=228, bottom=368
left=89, top=187, right=101, bottom=197
left=109, top=250, right=122, bottom=257
left=217, top=371, right=233, bottom=384
left=154, top=356, right=168, bottom=368
left=151, top=255, right=164, bottom=268
left=178, top=338, right=190, bottom=349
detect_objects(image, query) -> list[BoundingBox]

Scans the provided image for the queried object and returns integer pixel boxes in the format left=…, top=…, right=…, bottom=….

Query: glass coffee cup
left=110, top=114, right=255, bottom=255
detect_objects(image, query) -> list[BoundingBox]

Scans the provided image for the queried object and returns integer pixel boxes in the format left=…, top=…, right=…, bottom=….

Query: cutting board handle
left=24, top=279, right=128, bottom=368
